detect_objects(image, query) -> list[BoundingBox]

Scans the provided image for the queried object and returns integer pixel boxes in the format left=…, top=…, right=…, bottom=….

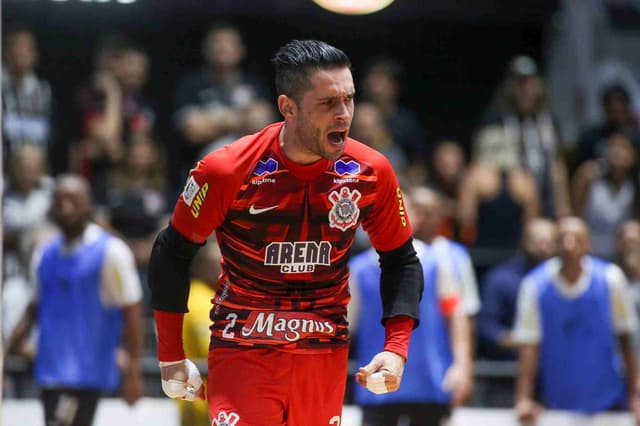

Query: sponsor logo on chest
left=264, top=241, right=331, bottom=273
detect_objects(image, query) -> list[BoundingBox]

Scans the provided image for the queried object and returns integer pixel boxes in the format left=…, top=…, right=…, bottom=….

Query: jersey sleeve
left=101, top=237, right=143, bottom=308
left=606, top=264, right=638, bottom=334
left=512, top=277, right=541, bottom=344
left=361, top=158, right=412, bottom=251
left=170, top=150, right=238, bottom=243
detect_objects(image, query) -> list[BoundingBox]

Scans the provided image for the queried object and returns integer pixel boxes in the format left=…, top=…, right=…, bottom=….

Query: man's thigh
left=208, top=347, right=290, bottom=426
left=207, top=346, right=348, bottom=426
left=287, top=346, right=348, bottom=426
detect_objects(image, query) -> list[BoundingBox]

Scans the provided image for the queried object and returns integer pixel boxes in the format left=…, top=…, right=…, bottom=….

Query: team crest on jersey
left=212, top=411, right=240, bottom=426
left=328, top=186, right=361, bottom=231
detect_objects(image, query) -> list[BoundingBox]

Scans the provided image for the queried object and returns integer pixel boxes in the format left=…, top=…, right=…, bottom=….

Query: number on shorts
left=222, top=313, right=238, bottom=339
left=329, top=416, right=340, bottom=425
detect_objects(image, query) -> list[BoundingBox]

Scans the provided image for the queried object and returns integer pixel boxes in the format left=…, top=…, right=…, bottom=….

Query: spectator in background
left=361, top=56, right=427, bottom=166
left=477, top=218, right=557, bottom=361
left=410, top=186, right=481, bottom=323
left=572, top=131, right=639, bottom=259
left=617, top=220, right=640, bottom=309
left=2, top=25, right=54, bottom=173
left=473, top=55, right=570, bottom=218
left=426, top=140, right=468, bottom=239
left=514, top=217, right=638, bottom=422
left=458, top=164, right=540, bottom=270
left=172, top=22, right=269, bottom=194
left=178, top=239, right=221, bottom=426
left=104, top=137, right=167, bottom=285
left=74, top=35, right=156, bottom=204
left=2, top=145, right=55, bottom=356
left=574, top=83, right=640, bottom=170
left=200, top=99, right=277, bottom=156
left=349, top=190, right=473, bottom=426
left=350, top=101, right=408, bottom=173
left=7, top=175, right=144, bottom=426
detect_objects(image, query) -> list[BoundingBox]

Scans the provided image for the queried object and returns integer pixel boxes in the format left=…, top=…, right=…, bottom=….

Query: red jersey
left=171, top=122, right=412, bottom=351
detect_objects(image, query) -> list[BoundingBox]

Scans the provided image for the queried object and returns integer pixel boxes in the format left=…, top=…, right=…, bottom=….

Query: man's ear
left=277, top=94, right=297, bottom=119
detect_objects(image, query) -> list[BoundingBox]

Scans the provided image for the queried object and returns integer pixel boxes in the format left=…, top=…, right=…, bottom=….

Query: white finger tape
left=366, top=371, right=389, bottom=394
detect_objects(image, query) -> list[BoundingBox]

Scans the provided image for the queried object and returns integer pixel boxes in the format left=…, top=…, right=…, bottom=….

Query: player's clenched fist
left=355, top=351, right=405, bottom=394
left=159, top=359, right=205, bottom=401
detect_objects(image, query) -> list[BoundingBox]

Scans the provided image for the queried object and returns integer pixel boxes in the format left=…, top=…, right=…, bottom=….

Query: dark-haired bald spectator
left=477, top=218, right=557, bottom=361
left=514, top=217, right=638, bottom=421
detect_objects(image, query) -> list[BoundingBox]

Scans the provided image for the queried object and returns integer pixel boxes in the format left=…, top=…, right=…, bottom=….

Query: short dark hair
left=272, top=40, right=351, bottom=102
left=602, top=83, right=631, bottom=107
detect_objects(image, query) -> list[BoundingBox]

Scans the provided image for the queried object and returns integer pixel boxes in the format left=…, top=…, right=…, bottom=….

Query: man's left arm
left=103, top=237, right=145, bottom=405
left=358, top=159, right=423, bottom=394
left=606, top=264, right=639, bottom=404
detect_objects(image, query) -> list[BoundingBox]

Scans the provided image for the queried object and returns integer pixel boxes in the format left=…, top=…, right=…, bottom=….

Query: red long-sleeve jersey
left=171, top=122, right=412, bottom=351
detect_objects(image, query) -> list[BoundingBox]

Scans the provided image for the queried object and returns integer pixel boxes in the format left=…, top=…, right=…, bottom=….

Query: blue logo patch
left=254, top=158, right=278, bottom=176
left=334, top=160, right=360, bottom=176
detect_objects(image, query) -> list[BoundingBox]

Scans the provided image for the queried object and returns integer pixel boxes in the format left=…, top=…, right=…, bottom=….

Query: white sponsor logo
left=264, top=241, right=331, bottom=273
left=249, top=204, right=279, bottom=214
left=182, top=176, right=200, bottom=207
left=212, top=411, right=240, bottom=426
left=252, top=177, right=276, bottom=185
left=241, top=311, right=336, bottom=342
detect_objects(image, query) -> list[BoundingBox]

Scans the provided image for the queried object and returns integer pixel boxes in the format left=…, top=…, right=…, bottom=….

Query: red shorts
left=207, top=345, right=348, bottom=426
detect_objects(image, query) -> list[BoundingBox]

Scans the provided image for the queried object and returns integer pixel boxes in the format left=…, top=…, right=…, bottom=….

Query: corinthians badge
left=328, top=186, right=361, bottom=231
left=213, top=411, right=240, bottom=426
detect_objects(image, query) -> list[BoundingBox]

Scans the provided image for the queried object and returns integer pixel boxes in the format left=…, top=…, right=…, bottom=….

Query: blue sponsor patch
left=334, top=159, right=360, bottom=176
left=253, top=158, right=278, bottom=176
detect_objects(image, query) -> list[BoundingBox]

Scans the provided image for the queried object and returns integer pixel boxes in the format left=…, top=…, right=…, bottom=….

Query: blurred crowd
left=4, top=6, right=640, bottom=422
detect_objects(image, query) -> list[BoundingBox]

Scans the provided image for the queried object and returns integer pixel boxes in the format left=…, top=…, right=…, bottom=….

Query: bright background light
left=312, top=0, right=394, bottom=15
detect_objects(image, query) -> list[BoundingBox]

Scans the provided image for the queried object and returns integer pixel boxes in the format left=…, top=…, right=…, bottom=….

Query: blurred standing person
left=178, top=240, right=221, bottom=426
left=350, top=189, right=473, bottom=426
left=74, top=36, right=156, bottom=204
left=572, top=132, right=639, bottom=259
left=171, top=22, right=269, bottom=196
left=477, top=218, right=557, bottom=361
left=150, top=40, right=423, bottom=426
left=473, top=55, right=570, bottom=218
left=475, top=218, right=556, bottom=408
left=2, top=25, right=54, bottom=173
left=575, top=83, right=640, bottom=170
left=361, top=56, right=427, bottom=165
left=410, top=187, right=481, bottom=323
left=105, top=137, right=168, bottom=287
left=514, top=217, right=638, bottom=422
left=7, top=175, right=144, bottom=426
left=3, top=146, right=55, bottom=354
left=458, top=163, right=540, bottom=271
left=350, top=101, right=408, bottom=173
left=426, top=140, right=468, bottom=239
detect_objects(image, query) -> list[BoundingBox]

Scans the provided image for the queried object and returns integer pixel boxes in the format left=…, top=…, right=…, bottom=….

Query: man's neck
left=279, top=124, right=320, bottom=165
left=559, top=259, right=583, bottom=285
left=9, top=69, right=28, bottom=84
